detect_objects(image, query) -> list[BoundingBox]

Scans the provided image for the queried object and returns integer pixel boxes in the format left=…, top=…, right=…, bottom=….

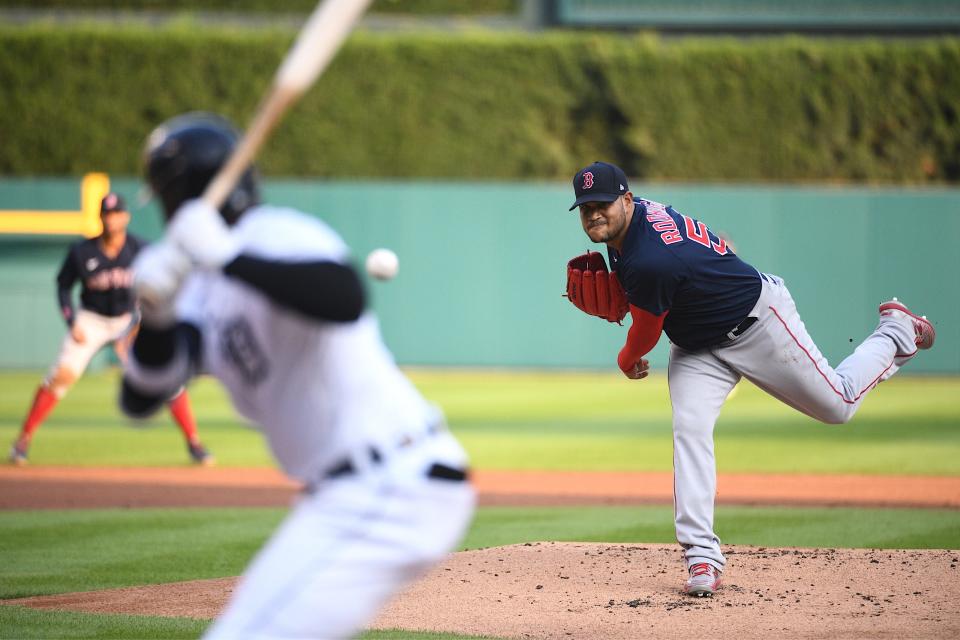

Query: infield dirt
left=2, top=466, right=959, bottom=509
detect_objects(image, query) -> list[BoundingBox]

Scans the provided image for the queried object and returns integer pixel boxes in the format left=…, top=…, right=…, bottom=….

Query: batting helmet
left=143, top=112, right=260, bottom=225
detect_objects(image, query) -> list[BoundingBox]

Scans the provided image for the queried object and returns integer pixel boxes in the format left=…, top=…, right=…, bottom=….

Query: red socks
left=19, top=386, right=59, bottom=443
left=19, top=387, right=203, bottom=454
left=168, top=390, right=200, bottom=443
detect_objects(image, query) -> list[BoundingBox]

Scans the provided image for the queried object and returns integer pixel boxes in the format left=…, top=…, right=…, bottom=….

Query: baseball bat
left=202, top=0, right=373, bottom=210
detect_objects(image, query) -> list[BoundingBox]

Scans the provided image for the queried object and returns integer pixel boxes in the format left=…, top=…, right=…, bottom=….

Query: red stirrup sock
left=19, top=386, right=59, bottom=442
left=168, top=390, right=199, bottom=443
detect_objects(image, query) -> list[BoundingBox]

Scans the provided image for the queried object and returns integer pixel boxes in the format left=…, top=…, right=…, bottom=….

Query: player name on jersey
left=642, top=199, right=728, bottom=255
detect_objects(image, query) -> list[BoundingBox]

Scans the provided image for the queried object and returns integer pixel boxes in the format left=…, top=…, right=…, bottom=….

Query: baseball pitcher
left=565, top=161, right=935, bottom=597
left=122, top=113, right=475, bottom=639
left=9, top=193, right=212, bottom=466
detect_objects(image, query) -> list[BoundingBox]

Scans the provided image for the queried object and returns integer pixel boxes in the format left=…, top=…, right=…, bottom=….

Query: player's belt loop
left=308, top=455, right=468, bottom=492
left=323, top=446, right=382, bottom=480
left=726, top=316, right=758, bottom=341
left=307, top=419, right=465, bottom=491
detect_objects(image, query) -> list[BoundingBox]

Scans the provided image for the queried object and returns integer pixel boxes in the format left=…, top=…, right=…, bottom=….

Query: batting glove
left=132, top=241, right=192, bottom=329
left=166, top=199, right=241, bottom=270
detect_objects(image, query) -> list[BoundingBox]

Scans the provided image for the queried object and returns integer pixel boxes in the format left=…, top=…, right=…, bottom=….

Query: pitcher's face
left=579, top=194, right=631, bottom=245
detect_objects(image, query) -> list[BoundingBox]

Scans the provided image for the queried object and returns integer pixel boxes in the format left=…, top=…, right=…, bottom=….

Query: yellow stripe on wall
left=0, top=173, right=110, bottom=238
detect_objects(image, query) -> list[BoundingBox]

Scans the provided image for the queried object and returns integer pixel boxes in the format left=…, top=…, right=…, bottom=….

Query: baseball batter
left=9, top=193, right=212, bottom=466
left=565, top=161, right=935, bottom=597
left=122, top=112, right=475, bottom=639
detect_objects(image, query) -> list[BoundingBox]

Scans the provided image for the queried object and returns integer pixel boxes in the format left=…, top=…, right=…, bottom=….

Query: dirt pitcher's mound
left=373, top=543, right=960, bottom=639
left=7, top=543, right=958, bottom=639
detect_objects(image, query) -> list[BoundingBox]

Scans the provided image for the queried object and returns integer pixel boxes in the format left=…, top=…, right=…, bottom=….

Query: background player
left=123, top=112, right=475, bottom=639
left=564, top=161, right=935, bottom=597
left=9, top=193, right=213, bottom=466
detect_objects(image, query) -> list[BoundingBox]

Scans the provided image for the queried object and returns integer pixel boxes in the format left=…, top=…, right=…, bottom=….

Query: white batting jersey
left=175, top=205, right=445, bottom=483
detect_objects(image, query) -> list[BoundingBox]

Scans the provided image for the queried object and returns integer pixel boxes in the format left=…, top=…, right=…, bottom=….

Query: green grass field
left=0, top=607, right=498, bottom=640
left=1, top=368, right=959, bottom=639
left=2, top=369, right=959, bottom=474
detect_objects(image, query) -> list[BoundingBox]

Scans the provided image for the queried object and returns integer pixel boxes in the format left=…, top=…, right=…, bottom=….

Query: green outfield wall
left=552, top=0, right=960, bottom=31
left=1, top=178, right=957, bottom=373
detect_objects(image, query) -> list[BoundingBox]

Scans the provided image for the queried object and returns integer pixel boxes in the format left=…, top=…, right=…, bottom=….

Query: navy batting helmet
left=143, top=112, right=260, bottom=225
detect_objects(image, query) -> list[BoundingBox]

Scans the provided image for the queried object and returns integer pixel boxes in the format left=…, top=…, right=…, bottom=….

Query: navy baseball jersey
left=608, top=198, right=761, bottom=351
left=56, top=234, right=146, bottom=324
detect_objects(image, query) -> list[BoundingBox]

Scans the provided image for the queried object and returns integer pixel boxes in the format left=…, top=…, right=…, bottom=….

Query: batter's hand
left=132, top=241, right=192, bottom=329
left=70, top=325, right=86, bottom=344
left=166, top=199, right=240, bottom=270
left=622, top=358, right=650, bottom=380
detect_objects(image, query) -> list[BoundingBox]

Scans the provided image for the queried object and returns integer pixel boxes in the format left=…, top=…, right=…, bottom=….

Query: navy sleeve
left=55, top=244, right=80, bottom=327
left=222, top=255, right=366, bottom=323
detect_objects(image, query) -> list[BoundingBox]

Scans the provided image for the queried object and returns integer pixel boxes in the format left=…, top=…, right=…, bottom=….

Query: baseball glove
left=565, top=251, right=628, bottom=324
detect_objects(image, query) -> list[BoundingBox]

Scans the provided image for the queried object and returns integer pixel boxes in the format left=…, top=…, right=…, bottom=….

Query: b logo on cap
left=582, top=172, right=594, bottom=189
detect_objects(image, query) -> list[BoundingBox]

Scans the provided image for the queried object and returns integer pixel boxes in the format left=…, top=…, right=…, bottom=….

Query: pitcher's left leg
left=722, top=278, right=918, bottom=424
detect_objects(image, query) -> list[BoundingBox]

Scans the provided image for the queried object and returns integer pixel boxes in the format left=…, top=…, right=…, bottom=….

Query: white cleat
left=684, top=563, right=722, bottom=597
left=878, top=298, right=935, bottom=351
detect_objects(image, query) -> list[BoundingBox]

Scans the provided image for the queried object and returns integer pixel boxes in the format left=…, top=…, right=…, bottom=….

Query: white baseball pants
left=202, top=431, right=475, bottom=640
left=46, top=309, right=134, bottom=388
left=668, top=275, right=915, bottom=571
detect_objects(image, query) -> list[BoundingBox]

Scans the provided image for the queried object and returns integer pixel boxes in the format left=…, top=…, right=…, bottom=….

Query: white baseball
left=365, top=248, right=399, bottom=281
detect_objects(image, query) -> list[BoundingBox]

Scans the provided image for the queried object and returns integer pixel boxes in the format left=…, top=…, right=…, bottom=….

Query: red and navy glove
left=565, top=251, right=628, bottom=324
